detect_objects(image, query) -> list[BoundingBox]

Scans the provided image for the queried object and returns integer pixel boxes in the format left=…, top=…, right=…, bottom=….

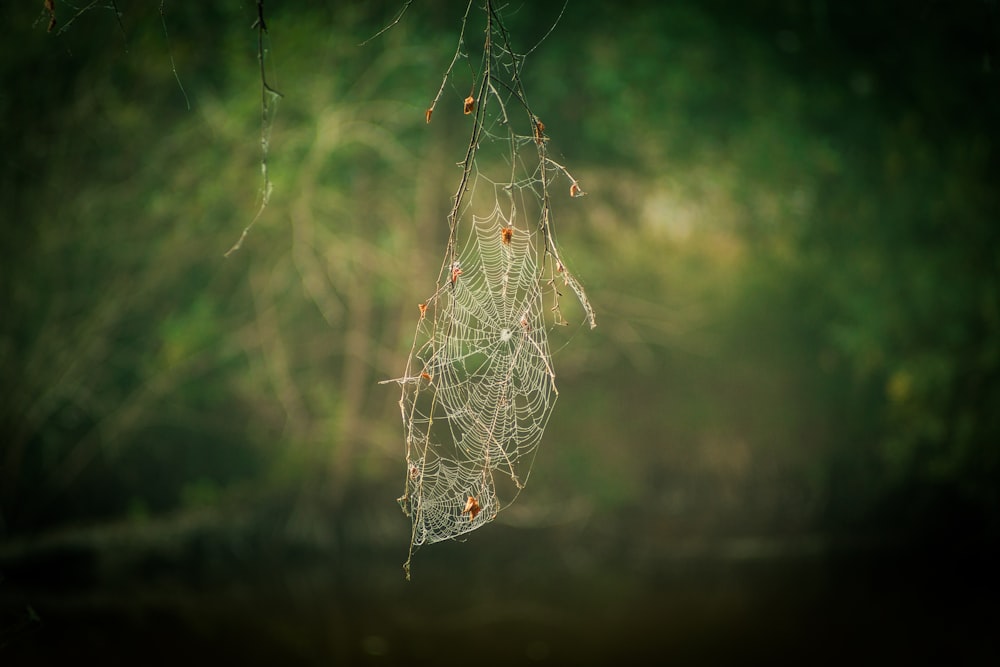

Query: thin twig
left=359, top=0, right=413, bottom=46
left=159, top=1, right=190, bottom=110
left=56, top=0, right=100, bottom=36
left=252, top=0, right=283, bottom=98
left=110, top=0, right=127, bottom=51
left=523, top=0, right=569, bottom=56
left=425, top=0, right=475, bottom=124
left=226, top=0, right=283, bottom=257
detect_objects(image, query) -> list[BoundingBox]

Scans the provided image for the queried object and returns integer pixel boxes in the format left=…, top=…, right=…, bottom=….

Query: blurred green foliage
left=1, top=0, right=997, bottom=545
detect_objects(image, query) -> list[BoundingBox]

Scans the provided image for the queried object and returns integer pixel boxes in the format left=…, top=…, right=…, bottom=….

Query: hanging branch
left=359, top=0, right=413, bottom=46
left=159, top=1, right=190, bottom=110
left=424, top=0, right=475, bottom=125
left=485, top=1, right=596, bottom=330
left=110, top=0, right=127, bottom=50
left=226, top=0, right=284, bottom=258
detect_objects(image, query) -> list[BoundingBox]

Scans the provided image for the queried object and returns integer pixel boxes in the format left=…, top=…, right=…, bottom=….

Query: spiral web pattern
left=384, top=1, right=595, bottom=578
left=398, top=198, right=558, bottom=537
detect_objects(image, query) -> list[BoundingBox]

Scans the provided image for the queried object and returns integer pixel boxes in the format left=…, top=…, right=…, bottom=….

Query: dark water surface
left=1, top=500, right=996, bottom=666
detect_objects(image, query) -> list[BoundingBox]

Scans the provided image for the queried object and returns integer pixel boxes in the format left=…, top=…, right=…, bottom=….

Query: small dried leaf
left=462, top=496, right=481, bottom=521
left=534, top=118, right=546, bottom=145
left=418, top=302, right=427, bottom=319
left=425, top=108, right=433, bottom=124
left=45, top=0, right=56, bottom=32
left=569, top=182, right=586, bottom=198
left=463, top=96, right=475, bottom=115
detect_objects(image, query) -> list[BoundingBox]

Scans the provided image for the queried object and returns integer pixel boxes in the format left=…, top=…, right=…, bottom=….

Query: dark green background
left=2, top=1, right=998, bottom=664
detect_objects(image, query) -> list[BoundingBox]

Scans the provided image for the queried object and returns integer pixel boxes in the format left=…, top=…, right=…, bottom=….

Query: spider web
left=383, top=1, right=595, bottom=579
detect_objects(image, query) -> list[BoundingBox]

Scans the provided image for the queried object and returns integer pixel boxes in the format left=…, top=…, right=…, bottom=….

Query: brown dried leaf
left=45, top=0, right=56, bottom=32
left=534, top=119, right=546, bottom=145
left=462, top=496, right=481, bottom=521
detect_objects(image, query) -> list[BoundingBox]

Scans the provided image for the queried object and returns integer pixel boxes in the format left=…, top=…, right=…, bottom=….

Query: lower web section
left=400, top=457, right=498, bottom=548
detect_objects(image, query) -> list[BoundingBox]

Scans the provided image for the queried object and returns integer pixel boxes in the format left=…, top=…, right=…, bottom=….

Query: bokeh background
left=2, top=0, right=998, bottom=664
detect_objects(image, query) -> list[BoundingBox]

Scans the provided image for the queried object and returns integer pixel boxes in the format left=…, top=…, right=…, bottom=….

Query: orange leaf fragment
left=569, top=181, right=586, bottom=198
left=418, top=302, right=427, bottom=319
left=533, top=118, right=546, bottom=145
left=462, top=496, right=481, bottom=521
left=45, top=0, right=56, bottom=32
left=463, top=96, right=475, bottom=115
left=425, top=108, right=433, bottom=124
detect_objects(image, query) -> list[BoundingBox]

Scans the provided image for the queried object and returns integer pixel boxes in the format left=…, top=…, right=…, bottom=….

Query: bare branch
left=424, top=0, right=475, bottom=124
left=159, top=1, right=191, bottom=110
left=226, top=0, right=283, bottom=257
left=359, top=0, right=413, bottom=47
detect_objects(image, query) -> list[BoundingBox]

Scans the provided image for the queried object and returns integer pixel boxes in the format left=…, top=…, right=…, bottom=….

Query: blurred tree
left=1, top=0, right=997, bottom=551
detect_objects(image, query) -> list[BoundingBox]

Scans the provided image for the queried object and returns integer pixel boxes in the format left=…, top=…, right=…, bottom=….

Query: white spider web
left=383, top=1, right=595, bottom=579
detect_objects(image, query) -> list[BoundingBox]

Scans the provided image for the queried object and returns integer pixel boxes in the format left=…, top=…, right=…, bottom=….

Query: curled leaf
left=464, top=96, right=475, bottom=115
left=45, top=0, right=56, bottom=32
left=462, top=496, right=481, bottom=521
left=425, top=108, right=433, bottom=124
left=534, top=118, right=546, bottom=145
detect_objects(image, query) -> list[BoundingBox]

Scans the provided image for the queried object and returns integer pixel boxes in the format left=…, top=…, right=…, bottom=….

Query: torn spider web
left=382, top=0, right=594, bottom=580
